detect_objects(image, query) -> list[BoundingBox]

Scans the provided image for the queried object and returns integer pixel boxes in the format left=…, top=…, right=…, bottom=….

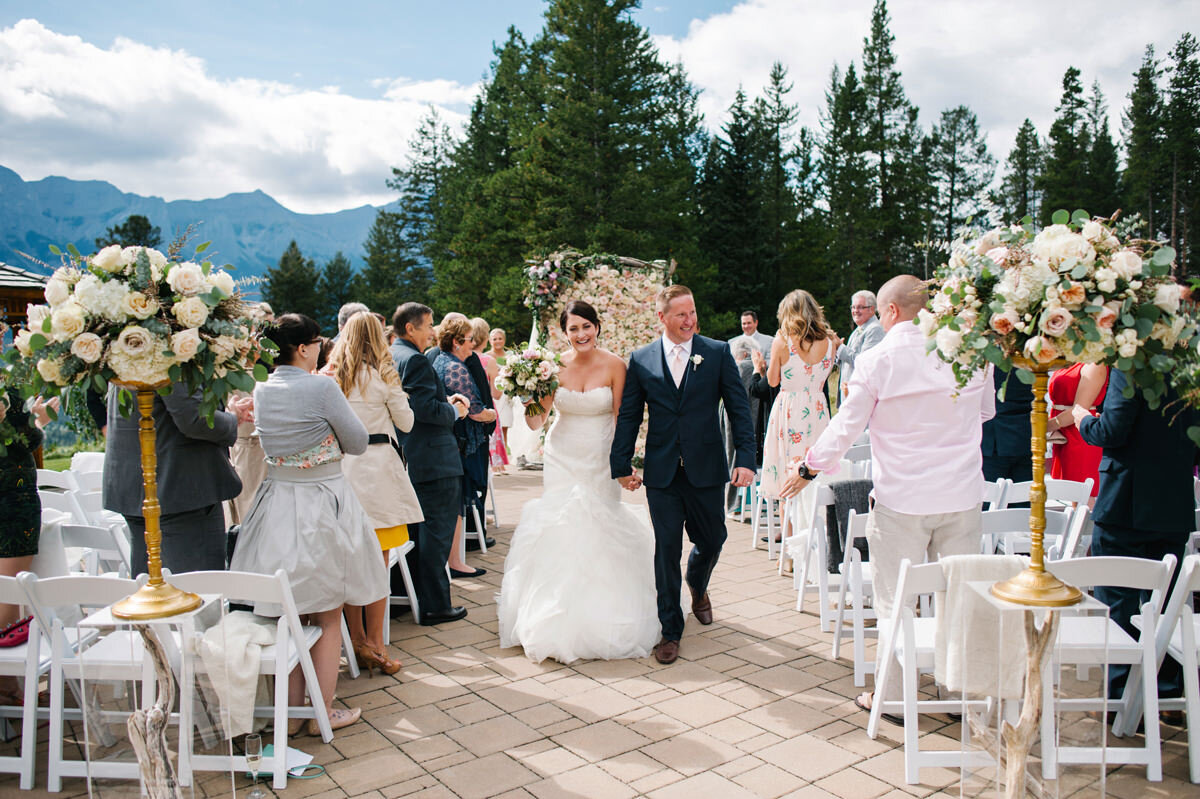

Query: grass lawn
left=41, top=455, right=72, bottom=471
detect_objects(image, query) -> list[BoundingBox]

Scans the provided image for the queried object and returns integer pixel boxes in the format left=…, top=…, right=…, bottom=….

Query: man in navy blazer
left=391, top=302, right=471, bottom=626
left=611, top=285, right=756, bottom=664
left=1075, top=369, right=1198, bottom=701
left=981, top=367, right=1033, bottom=484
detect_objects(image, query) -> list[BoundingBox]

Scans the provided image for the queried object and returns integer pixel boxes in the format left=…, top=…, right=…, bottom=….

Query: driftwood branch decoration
left=126, top=627, right=183, bottom=799
left=999, top=610, right=1059, bottom=798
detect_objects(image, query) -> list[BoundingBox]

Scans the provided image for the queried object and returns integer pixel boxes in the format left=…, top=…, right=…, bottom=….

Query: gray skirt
left=230, top=461, right=389, bottom=616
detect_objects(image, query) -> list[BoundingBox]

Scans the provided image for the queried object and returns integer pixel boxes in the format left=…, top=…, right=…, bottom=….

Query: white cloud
left=0, top=19, right=474, bottom=213
left=654, top=0, right=1199, bottom=171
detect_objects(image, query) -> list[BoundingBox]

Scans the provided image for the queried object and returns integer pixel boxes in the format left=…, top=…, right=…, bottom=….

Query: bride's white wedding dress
left=497, top=386, right=660, bottom=664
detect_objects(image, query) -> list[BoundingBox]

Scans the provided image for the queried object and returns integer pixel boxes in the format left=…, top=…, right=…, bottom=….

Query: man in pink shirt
left=779, top=274, right=995, bottom=718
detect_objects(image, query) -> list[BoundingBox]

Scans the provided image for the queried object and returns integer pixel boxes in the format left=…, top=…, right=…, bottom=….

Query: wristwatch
left=796, top=462, right=819, bottom=481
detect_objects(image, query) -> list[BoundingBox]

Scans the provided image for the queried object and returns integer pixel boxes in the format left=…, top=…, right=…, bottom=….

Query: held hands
left=618, top=473, right=643, bottom=492
left=1069, top=404, right=1095, bottom=428
left=31, top=396, right=60, bottom=428
left=449, top=394, right=470, bottom=419
left=229, top=395, right=255, bottom=425
left=730, top=467, right=755, bottom=488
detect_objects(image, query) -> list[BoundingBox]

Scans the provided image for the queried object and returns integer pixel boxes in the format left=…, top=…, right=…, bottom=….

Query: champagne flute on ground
left=244, top=733, right=264, bottom=799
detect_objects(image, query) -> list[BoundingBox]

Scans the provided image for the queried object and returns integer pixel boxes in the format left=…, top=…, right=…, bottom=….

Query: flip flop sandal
left=855, top=693, right=903, bottom=727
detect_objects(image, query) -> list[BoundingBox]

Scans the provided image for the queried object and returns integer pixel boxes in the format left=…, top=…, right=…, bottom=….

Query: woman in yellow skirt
left=326, top=312, right=424, bottom=674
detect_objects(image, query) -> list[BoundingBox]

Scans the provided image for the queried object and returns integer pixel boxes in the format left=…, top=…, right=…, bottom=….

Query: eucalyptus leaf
left=1052, top=209, right=1070, bottom=226
left=48, top=244, right=61, bottom=255
left=1015, top=369, right=1034, bottom=385
left=66, top=243, right=81, bottom=258
left=1071, top=209, right=1091, bottom=225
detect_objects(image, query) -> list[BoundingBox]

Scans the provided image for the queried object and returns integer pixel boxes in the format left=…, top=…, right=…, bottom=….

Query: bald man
left=778, top=275, right=995, bottom=720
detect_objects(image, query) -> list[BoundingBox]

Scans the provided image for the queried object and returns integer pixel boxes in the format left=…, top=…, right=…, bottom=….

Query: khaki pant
left=867, top=501, right=981, bottom=700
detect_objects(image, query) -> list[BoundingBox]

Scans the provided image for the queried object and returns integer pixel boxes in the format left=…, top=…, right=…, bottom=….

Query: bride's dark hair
left=559, top=300, right=601, bottom=337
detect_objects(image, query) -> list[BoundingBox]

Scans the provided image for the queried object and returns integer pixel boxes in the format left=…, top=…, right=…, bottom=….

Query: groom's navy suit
left=611, top=334, right=756, bottom=641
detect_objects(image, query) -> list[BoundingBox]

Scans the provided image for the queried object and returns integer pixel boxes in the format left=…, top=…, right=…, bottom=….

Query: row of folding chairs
left=866, top=553, right=1200, bottom=785
left=0, top=568, right=336, bottom=792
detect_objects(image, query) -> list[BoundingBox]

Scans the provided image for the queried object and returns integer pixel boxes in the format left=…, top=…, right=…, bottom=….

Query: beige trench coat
left=342, top=369, right=424, bottom=528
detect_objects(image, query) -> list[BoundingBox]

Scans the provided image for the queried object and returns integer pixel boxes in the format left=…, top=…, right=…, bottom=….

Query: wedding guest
left=836, top=290, right=886, bottom=398
left=230, top=313, right=386, bottom=734
left=390, top=303, right=470, bottom=625
left=981, top=367, right=1033, bottom=485
left=327, top=312, right=422, bottom=676
left=487, top=328, right=514, bottom=459
left=432, top=316, right=494, bottom=578
left=731, top=310, right=774, bottom=363
left=1049, top=363, right=1109, bottom=500
left=104, top=382, right=246, bottom=575
left=0, top=381, right=54, bottom=705
left=748, top=348, right=779, bottom=465
left=778, top=275, right=994, bottom=721
left=473, top=319, right=509, bottom=474
left=1074, top=370, right=1197, bottom=710
left=462, top=318, right=497, bottom=544
left=723, top=339, right=758, bottom=512
left=336, top=302, right=370, bottom=338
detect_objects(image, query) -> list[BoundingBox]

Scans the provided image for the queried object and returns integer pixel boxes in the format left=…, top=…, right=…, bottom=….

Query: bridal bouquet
left=4, top=242, right=275, bottom=423
left=921, top=210, right=1193, bottom=407
left=494, top=343, right=561, bottom=417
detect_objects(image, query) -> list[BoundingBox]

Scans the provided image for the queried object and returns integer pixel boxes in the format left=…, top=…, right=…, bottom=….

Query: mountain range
left=0, top=165, right=385, bottom=289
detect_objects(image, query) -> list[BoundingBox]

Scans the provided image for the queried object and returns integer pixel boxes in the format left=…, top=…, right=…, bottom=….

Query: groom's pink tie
left=669, top=344, right=686, bottom=387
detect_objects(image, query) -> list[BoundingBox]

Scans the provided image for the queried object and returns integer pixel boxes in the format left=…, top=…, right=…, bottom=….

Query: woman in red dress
left=1047, top=362, right=1109, bottom=500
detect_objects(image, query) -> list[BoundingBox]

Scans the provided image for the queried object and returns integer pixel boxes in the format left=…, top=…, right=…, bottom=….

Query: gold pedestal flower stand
left=110, top=383, right=203, bottom=620
left=990, top=357, right=1083, bottom=607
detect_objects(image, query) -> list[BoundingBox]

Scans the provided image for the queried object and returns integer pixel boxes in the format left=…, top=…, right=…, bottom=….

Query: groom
left=611, top=285, right=757, bottom=664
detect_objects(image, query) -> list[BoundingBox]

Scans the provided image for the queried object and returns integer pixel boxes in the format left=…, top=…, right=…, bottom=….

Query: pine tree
left=997, top=119, right=1043, bottom=221
left=95, top=214, right=162, bottom=250
left=1039, top=67, right=1088, bottom=222
left=752, top=62, right=801, bottom=312
left=1122, top=45, right=1165, bottom=238
left=262, top=241, right=323, bottom=326
left=1166, top=32, right=1200, bottom=276
left=316, top=252, right=361, bottom=332
left=389, top=108, right=453, bottom=302
left=929, top=105, right=996, bottom=239
left=360, top=210, right=426, bottom=316
left=1083, top=81, right=1121, bottom=217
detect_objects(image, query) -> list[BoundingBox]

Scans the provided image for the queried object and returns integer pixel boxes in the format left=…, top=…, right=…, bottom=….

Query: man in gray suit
left=836, top=290, right=886, bottom=398
left=103, top=382, right=245, bottom=574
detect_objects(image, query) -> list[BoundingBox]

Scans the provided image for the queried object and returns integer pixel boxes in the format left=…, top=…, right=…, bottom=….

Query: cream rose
left=1081, top=220, right=1107, bottom=243
left=917, top=308, right=937, bottom=336
left=70, top=332, right=104, bottom=364
left=26, top=303, right=50, bottom=328
left=1023, top=336, right=1060, bottom=364
left=1059, top=282, right=1087, bottom=307
left=1094, top=267, right=1118, bottom=294
left=166, top=262, right=206, bottom=296
left=13, top=329, right=34, bottom=356
left=1031, top=225, right=1096, bottom=269
left=114, top=325, right=154, bottom=357
left=1040, top=306, right=1073, bottom=337
left=1153, top=282, right=1183, bottom=315
left=935, top=326, right=964, bottom=358
left=91, top=244, right=126, bottom=273
left=931, top=292, right=954, bottom=315
left=50, top=301, right=87, bottom=341
left=209, top=270, right=235, bottom=297
left=1110, top=250, right=1143, bottom=281
left=44, top=278, right=70, bottom=307
left=36, top=357, right=64, bottom=385
left=170, top=328, right=201, bottom=362
left=124, top=291, right=159, bottom=320
left=173, top=295, right=210, bottom=328
left=990, top=310, right=1020, bottom=335
left=1094, top=304, right=1119, bottom=330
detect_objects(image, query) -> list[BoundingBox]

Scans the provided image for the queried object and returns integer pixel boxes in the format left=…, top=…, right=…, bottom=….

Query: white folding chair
left=37, top=470, right=79, bottom=493
left=0, top=576, right=50, bottom=789
left=165, top=569, right=334, bottom=790
left=1047, top=504, right=1092, bottom=562
left=984, top=507, right=1069, bottom=556
left=1042, top=555, right=1175, bottom=781
left=384, top=540, right=420, bottom=644
left=486, top=470, right=500, bottom=528
left=17, top=572, right=157, bottom=792
left=832, top=510, right=876, bottom=686
left=1128, top=554, right=1200, bottom=782
left=843, top=443, right=872, bottom=480
left=59, top=524, right=128, bottom=577
left=69, top=452, right=105, bottom=473
left=866, top=559, right=995, bottom=783
left=751, top=482, right=782, bottom=560
left=783, top=484, right=837, bottom=617
left=37, top=489, right=88, bottom=526
left=71, top=470, right=104, bottom=494
left=1045, top=477, right=1094, bottom=509
left=981, top=479, right=1008, bottom=511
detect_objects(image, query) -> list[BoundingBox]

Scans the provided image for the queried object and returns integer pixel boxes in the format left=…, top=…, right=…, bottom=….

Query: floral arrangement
left=920, top=210, right=1192, bottom=407
left=3, top=242, right=275, bottom=423
left=524, top=258, right=571, bottom=318
left=494, top=343, right=561, bottom=417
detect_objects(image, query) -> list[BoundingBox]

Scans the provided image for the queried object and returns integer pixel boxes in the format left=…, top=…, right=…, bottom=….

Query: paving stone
left=552, top=718, right=652, bottom=762
left=433, top=751, right=540, bottom=799
left=527, top=764, right=637, bottom=799
left=641, top=729, right=746, bottom=776
left=646, top=771, right=763, bottom=799
left=446, top=714, right=543, bottom=757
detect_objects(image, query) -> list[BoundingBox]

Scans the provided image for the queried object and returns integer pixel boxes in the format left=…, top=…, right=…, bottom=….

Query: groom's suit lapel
left=678, top=337, right=706, bottom=405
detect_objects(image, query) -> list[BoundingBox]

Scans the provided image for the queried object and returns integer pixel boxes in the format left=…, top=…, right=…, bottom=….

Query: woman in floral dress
left=760, top=289, right=839, bottom=501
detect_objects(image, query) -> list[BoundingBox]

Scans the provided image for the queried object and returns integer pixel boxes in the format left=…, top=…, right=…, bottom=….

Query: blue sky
left=1, top=1, right=1196, bottom=213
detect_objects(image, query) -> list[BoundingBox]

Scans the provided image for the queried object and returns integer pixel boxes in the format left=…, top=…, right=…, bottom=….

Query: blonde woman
left=472, top=318, right=509, bottom=473
left=326, top=312, right=423, bottom=675
left=759, top=290, right=840, bottom=500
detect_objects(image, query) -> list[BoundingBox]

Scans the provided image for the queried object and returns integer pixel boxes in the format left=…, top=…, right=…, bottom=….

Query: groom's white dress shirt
left=662, top=334, right=692, bottom=388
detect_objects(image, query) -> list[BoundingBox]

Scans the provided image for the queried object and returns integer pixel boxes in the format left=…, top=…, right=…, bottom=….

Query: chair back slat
left=1047, top=554, right=1176, bottom=596
left=165, top=569, right=287, bottom=607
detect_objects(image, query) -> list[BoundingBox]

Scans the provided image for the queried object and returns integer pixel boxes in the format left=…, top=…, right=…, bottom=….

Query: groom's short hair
left=656, top=284, right=693, bottom=314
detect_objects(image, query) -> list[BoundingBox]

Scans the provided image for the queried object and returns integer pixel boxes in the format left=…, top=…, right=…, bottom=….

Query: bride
left=497, top=300, right=660, bottom=664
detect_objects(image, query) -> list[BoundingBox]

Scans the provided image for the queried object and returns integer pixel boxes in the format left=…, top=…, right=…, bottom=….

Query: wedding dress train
left=497, top=386, right=660, bottom=663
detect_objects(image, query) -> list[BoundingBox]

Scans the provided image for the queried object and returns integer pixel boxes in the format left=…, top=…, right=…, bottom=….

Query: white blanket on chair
left=198, top=610, right=275, bottom=737
left=935, top=555, right=1028, bottom=699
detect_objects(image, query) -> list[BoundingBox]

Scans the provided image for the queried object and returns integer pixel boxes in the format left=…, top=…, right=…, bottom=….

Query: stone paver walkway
left=1, top=469, right=1193, bottom=797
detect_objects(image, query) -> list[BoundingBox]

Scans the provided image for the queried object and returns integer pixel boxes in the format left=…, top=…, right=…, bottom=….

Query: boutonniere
left=690, top=354, right=703, bottom=371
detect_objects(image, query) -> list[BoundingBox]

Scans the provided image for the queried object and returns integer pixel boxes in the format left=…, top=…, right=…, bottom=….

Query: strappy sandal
left=305, top=707, right=361, bottom=737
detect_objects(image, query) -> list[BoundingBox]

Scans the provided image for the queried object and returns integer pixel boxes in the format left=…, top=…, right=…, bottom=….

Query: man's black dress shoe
left=450, top=567, right=487, bottom=579
left=419, top=606, right=468, bottom=626
left=466, top=537, right=496, bottom=551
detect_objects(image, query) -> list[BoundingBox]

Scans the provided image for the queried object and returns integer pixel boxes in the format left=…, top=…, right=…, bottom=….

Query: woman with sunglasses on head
left=230, top=313, right=387, bottom=736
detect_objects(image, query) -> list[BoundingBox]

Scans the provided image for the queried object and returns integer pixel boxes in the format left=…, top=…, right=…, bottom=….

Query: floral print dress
left=759, top=338, right=835, bottom=499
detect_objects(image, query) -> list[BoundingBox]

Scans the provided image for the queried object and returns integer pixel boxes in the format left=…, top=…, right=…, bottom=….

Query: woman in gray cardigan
left=230, top=313, right=387, bottom=736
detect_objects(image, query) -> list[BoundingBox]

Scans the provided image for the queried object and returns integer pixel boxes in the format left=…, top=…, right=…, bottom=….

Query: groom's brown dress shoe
left=654, top=639, right=680, bottom=665
left=690, top=590, right=714, bottom=625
